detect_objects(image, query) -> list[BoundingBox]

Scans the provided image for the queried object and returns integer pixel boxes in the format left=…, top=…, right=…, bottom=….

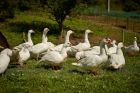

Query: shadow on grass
left=68, top=69, right=87, bottom=75
left=8, top=63, right=19, bottom=69
left=36, top=64, right=63, bottom=70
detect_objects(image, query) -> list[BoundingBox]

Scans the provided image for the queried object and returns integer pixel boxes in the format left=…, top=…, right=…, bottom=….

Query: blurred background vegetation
left=1, top=0, right=140, bottom=20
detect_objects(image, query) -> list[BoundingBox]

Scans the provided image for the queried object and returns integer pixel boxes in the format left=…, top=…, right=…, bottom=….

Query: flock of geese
left=0, top=27, right=139, bottom=75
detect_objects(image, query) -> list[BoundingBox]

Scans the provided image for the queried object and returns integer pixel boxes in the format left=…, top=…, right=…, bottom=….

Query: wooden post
left=108, top=0, right=110, bottom=13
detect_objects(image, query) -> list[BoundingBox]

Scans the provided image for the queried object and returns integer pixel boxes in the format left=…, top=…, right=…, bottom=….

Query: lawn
left=0, top=11, right=140, bottom=93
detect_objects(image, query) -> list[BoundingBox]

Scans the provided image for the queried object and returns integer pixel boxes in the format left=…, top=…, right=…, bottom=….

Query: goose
left=90, top=38, right=111, bottom=54
left=53, top=30, right=73, bottom=52
left=75, top=38, right=110, bottom=61
left=68, top=29, right=92, bottom=56
left=72, top=38, right=110, bottom=74
left=43, top=28, right=55, bottom=48
left=124, top=37, right=139, bottom=54
left=39, top=42, right=71, bottom=70
left=29, top=28, right=53, bottom=60
left=18, top=45, right=30, bottom=66
left=0, top=48, right=12, bottom=74
left=107, top=40, right=117, bottom=55
left=13, top=29, right=35, bottom=51
left=108, top=42, right=125, bottom=70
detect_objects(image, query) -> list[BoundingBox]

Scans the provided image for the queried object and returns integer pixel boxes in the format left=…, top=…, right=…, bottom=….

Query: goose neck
left=28, top=32, right=32, bottom=43
left=65, top=32, right=71, bottom=43
left=133, top=40, right=138, bottom=47
left=42, top=32, right=48, bottom=43
left=84, top=32, right=89, bottom=43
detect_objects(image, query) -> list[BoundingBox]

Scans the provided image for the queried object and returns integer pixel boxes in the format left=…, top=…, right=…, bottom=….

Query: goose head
left=67, top=30, right=73, bottom=34
left=102, top=38, right=111, bottom=44
left=134, top=37, right=137, bottom=41
left=29, top=29, right=35, bottom=33
left=111, top=40, right=116, bottom=45
left=43, top=28, right=49, bottom=33
left=85, top=29, right=92, bottom=34
left=64, top=42, right=72, bottom=47
left=1, top=48, right=12, bottom=56
left=118, top=42, right=123, bottom=48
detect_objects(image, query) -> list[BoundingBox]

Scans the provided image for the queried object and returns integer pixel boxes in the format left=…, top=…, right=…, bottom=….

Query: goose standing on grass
left=39, top=42, right=71, bottom=70
left=30, top=28, right=53, bottom=60
left=18, top=45, right=30, bottom=66
left=53, top=30, right=73, bottom=52
left=124, top=37, right=139, bottom=54
left=0, top=48, right=12, bottom=74
left=68, top=29, right=92, bottom=55
left=108, top=42, right=125, bottom=70
left=75, top=38, right=110, bottom=61
left=72, top=38, right=110, bottom=74
left=107, top=40, right=117, bottom=55
left=13, top=29, right=35, bottom=51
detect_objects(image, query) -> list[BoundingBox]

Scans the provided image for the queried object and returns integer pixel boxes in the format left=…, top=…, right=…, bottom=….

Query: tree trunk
left=58, top=22, right=64, bottom=42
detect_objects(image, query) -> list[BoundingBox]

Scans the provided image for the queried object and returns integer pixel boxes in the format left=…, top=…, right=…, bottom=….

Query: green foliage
left=17, top=0, right=31, bottom=11
left=0, top=0, right=15, bottom=21
left=40, top=0, right=77, bottom=37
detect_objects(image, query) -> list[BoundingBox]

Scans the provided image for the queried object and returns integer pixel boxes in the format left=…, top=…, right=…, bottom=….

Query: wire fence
left=84, top=15, right=140, bottom=33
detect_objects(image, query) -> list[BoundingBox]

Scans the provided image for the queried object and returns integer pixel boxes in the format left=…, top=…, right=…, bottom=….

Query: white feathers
left=13, top=29, right=34, bottom=51
left=18, top=45, right=30, bottom=66
left=0, top=49, right=12, bottom=74
left=39, top=42, right=71, bottom=65
left=72, top=38, right=109, bottom=68
left=108, top=42, right=125, bottom=69
left=68, top=29, right=92, bottom=55
left=125, top=37, right=139, bottom=53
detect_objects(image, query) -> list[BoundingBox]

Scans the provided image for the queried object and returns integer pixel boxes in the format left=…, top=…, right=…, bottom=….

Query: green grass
left=0, top=10, right=140, bottom=93
left=0, top=56, right=140, bottom=93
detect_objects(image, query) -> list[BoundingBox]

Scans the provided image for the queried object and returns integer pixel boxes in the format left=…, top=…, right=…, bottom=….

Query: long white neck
left=100, top=42, right=106, bottom=55
left=133, top=40, right=138, bottom=47
left=84, top=32, right=89, bottom=43
left=42, top=32, right=47, bottom=43
left=65, top=32, right=71, bottom=43
left=27, top=32, right=32, bottom=43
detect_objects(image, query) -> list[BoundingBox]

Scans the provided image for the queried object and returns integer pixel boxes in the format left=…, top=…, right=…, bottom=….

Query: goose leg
left=88, top=69, right=98, bottom=75
left=36, top=54, right=39, bottom=61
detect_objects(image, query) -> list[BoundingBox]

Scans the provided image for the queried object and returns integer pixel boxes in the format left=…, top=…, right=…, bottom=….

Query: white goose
left=72, top=38, right=110, bottom=73
left=108, top=42, right=125, bottom=70
left=107, top=40, right=117, bottom=55
left=68, top=29, right=92, bottom=55
left=90, top=38, right=111, bottom=54
left=53, top=30, right=73, bottom=52
left=18, top=45, right=30, bottom=66
left=30, top=28, right=53, bottom=60
left=39, top=42, right=71, bottom=70
left=75, top=38, right=110, bottom=61
left=125, top=37, right=139, bottom=53
left=13, top=29, right=35, bottom=51
left=0, top=48, right=12, bottom=74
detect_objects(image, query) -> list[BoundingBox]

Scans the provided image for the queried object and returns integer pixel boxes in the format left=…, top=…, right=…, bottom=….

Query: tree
left=0, top=0, right=15, bottom=21
left=41, top=0, right=77, bottom=39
